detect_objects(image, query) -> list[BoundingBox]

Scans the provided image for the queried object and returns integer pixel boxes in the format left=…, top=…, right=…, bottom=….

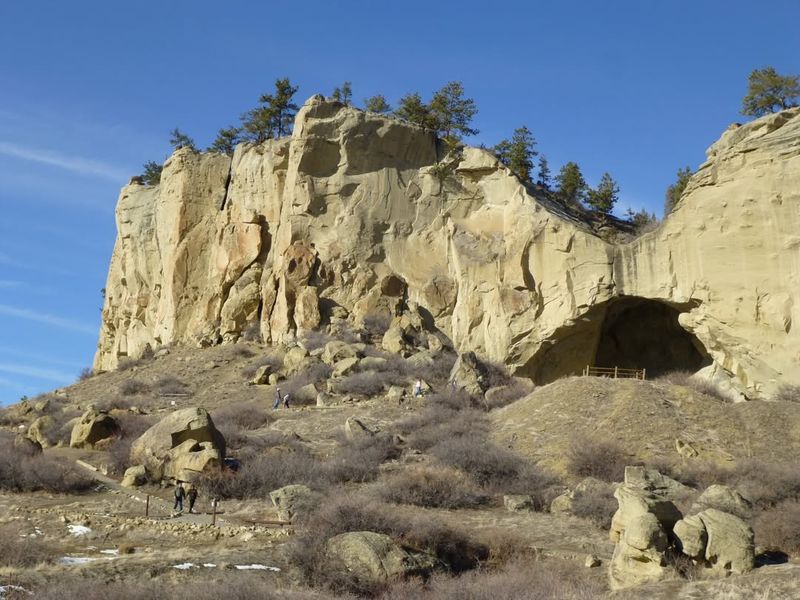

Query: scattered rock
left=691, top=485, right=752, bottom=519
left=344, top=417, right=375, bottom=443
left=585, top=554, right=601, bottom=568
left=675, top=439, right=699, bottom=458
left=28, top=415, right=56, bottom=448
left=449, top=351, right=489, bottom=397
left=251, top=365, right=272, bottom=385
left=322, top=341, right=359, bottom=365
left=121, top=465, right=147, bottom=488
left=624, top=465, right=692, bottom=501
left=333, top=356, right=360, bottom=377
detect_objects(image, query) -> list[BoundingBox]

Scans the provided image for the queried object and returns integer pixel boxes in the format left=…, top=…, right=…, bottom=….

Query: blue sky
left=0, top=0, right=798, bottom=403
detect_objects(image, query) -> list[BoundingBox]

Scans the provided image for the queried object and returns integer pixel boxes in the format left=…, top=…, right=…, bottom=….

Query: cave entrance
left=523, top=296, right=710, bottom=384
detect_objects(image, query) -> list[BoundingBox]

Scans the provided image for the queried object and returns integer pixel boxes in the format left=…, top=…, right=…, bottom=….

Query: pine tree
left=586, top=172, right=619, bottom=214
left=241, top=77, right=300, bottom=142
left=537, top=155, right=551, bottom=189
left=394, top=92, right=435, bottom=128
left=555, top=162, right=587, bottom=207
left=169, top=128, right=196, bottom=151
left=494, top=126, right=537, bottom=183
left=741, top=67, right=800, bottom=117
left=364, top=94, right=391, bottom=113
left=429, top=81, right=479, bottom=144
left=332, top=81, right=353, bottom=105
left=209, top=126, right=241, bottom=155
left=664, top=166, right=693, bottom=214
left=141, top=161, right=163, bottom=186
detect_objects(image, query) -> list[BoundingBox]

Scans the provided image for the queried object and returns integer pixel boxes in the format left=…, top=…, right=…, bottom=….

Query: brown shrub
left=567, top=437, right=629, bottom=483
left=571, top=485, right=618, bottom=528
left=775, top=384, right=800, bottom=403
left=39, top=407, right=82, bottom=446
left=289, top=493, right=488, bottom=595
left=117, top=357, right=145, bottom=371
left=724, top=460, right=800, bottom=509
left=154, top=375, right=189, bottom=395
left=332, top=370, right=387, bottom=396
left=754, top=501, right=800, bottom=553
left=301, top=329, right=332, bottom=351
left=378, top=558, right=603, bottom=600
left=77, top=367, right=94, bottom=381
left=0, top=524, right=55, bottom=567
left=484, top=379, right=532, bottom=410
left=376, top=466, right=488, bottom=509
left=242, top=321, right=262, bottom=343
left=0, top=436, right=93, bottom=493
left=361, top=313, right=391, bottom=341
left=213, top=400, right=273, bottom=432
left=119, top=379, right=150, bottom=396
left=107, top=413, right=157, bottom=474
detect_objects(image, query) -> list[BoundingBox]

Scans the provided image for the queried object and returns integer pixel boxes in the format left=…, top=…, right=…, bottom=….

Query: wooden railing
left=583, top=366, right=646, bottom=380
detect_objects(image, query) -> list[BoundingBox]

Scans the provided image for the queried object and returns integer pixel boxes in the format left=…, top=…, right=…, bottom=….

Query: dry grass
left=775, top=384, right=800, bottom=403
left=376, top=466, right=488, bottom=509
left=241, top=354, right=282, bottom=379
left=657, top=370, right=729, bottom=402
left=571, top=484, right=618, bottom=528
left=153, top=375, right=189, bottom=395
left=0, top=524, right=55, bottom=567
left=566, top=437, right=628, bottom=483
left=107, top=413, right=157, bottom=473
left=754, top=500, right=800, bottom=554
left=119, top=379, right=150, bottom=396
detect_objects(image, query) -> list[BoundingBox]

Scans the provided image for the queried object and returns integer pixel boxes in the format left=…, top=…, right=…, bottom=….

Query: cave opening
left=523, top=296, right=711, bottom=384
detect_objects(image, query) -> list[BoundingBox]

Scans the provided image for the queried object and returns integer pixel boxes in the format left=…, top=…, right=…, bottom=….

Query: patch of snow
left=234, top=564, right=280, bottom=571
left=67, top=525, right=91, bottom=536
left=0, top=585, right=30, bottom=598
left=202, top=563, right=216, bottom=568
left=59, top=556, right=98, bottom=566
left=173, top=563, right=197, bottom=570
left=99, top=549, right=119, bottom=556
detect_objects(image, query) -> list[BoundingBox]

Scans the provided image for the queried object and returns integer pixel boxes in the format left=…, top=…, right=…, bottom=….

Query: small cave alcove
left=523, top=296, right=711, bottom=384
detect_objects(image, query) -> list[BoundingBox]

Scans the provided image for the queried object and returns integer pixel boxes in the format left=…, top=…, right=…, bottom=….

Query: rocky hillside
left=95, top=99, right=800, bottom=400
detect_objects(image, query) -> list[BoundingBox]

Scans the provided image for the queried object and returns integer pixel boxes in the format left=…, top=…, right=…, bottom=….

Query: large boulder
left=121, top=465, right=147, bottom=487
left=691, top=485, right=752, bottom=519
left=27, top=415, right=56, bottom=448
left=130, top=407, right=225, bottom=482
left=325, top=531, right=438, bottom=586
left=269, top=484, right=315, bottom=521
left=623, top=465, right=693, bottom=501
left=449, top=351, right=489, bottom=397
left=673, top=508, right=755, bottom=576
left=70, top=409, right=120, bottom=449
left=608, top=483, right=682, bottom=590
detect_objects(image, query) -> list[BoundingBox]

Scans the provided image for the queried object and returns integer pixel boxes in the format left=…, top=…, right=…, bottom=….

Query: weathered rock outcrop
left=130, top=407, right=225, bottom=482
left=69, top=408, right=119, bottom=449
left=95, top=99, right=800, bottom=400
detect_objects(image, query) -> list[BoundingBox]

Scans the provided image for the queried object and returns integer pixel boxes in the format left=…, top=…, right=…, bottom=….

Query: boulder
left=130, top=407, right=225, bottom=482
left=673, top=514, right=707, bottom=559
left=121, top=465, right=147, bottom=488
left=610, top=484, right=682, bottom=543
left=381, top=323, right=410, bottom=355
left=692, top=485, right=752, bottom=519
left=360, top=356, right=388, bottom=370
left=325, top=531, right=438, bottom=585
left=294, top=286, right=321, bottom=332
left=386, top=386, right=405, bottom=403
left=322, top=341, right=359, bottom=365
left=333, top=356, right=360, bottom=377
left=449, top=351, right=489, bottom=397
left=316, top=392, right=333, bottom=407
left=269, top=484, right=314, bottom=521
left=14, top=434, right=42, bottom=455
left=283, top=346, right=310, bottom=373
left=623, top=466, right=692, bottom=501
left=28, top=415, right=56, bottom=448
left=550, top=492, right=573, bottom=514
left=503, top=494, right=534, bottom=512
left=697, top=508, right=755, bottom=575
left=251, top=365, right=272, bottom=385
left=70, top=409, right=120, bottom=449
left=344, top=417, right=375, bottom=443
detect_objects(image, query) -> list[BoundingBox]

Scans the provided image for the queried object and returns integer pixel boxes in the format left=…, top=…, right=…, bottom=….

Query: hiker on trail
left=187, top=485, right=198, bottom=514
left=283, top=393, right=290, bottom=409
left=273, top=387, right=282, bottom=410
left=414, top=379, right=423, bottom=397
left=173, top=482, right=186, bottom=513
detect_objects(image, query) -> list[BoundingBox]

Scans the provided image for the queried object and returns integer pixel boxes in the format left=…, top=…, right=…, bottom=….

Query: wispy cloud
left=0, top=140, right=130, bottom=182
left=0, top=363, right=75, bottom=383
left=0, top=280, right=22, bottom=288
left=0, top=344, right=87, bottom=370
left=0, top=375, right=35, bottom=395
left=0, top=304, right=96, bottom=335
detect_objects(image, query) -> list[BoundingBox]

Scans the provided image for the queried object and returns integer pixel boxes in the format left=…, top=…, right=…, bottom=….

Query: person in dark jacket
left=174, top=482, right=186, bottom=513
left=187, top=485, right=198, bottom=514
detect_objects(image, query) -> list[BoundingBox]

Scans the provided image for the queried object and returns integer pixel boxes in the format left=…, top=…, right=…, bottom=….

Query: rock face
left=95, top=99, right=800, bottom=400
left=674, top=508, right=755, bottom=576
left=130, top=407, right=225, bottom=482
left=69, top=409, right=120, bottom=449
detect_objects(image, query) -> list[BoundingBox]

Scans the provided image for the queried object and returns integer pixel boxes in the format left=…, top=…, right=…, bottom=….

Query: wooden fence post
left=212, top=499, right=218, bottom=527
left=146, top=494, right=150, bottom=518
left=642, top=368, right=647, bottom=381
left=614, top=366, right=618, bottom=379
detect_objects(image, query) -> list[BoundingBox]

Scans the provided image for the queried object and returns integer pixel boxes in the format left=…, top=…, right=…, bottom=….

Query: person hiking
left=414, top=379, right=423, bottom=397
left=283, top=393, right=290, bottom=409
left=187, top=485, right=198, bottom=514
left=273, top=386, right=282, bottom=410
left=173, top=482, right=186, bottom=513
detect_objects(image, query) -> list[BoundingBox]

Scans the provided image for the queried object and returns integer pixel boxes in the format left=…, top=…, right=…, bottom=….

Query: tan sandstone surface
left=95, top=99, right=800, bottom=400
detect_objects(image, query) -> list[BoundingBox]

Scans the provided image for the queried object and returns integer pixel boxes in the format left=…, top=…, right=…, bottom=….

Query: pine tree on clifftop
left=586, top=172, right=619, bottom=215
left=555, top=161, right=587, bottom=208
left=741, top=67, right=800, bottom=117
left=209, top=126, right=241, bottom=156
left=241, top=77, right=299, bottom=142
left=331, top=81, right=353, bottom=105
left=169, top=128, right=196, bottom=151
left=494, top=126, right=537, bottom=183
left=364, top=94, right=391, bottom=114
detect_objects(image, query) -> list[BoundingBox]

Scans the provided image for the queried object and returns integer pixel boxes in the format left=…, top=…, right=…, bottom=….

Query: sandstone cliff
left=95, top=98, right=800, bottom=400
